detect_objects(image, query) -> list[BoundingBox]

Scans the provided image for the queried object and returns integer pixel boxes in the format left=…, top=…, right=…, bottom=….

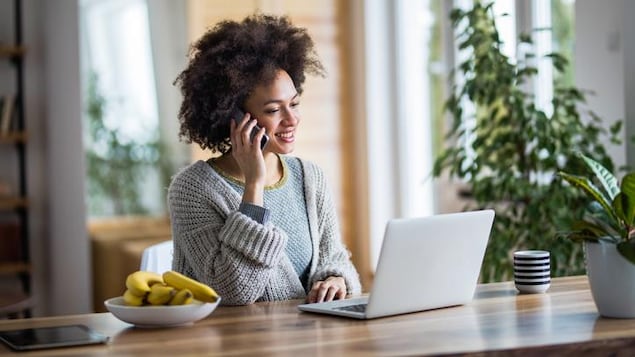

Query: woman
left=168, top=14, right=361, bottom=306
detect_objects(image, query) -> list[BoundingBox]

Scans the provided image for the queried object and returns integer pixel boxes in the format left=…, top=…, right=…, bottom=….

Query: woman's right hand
left=230, top=113, right=267, bottom=205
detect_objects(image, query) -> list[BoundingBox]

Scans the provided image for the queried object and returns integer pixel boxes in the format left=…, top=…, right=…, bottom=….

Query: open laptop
left=298, top=209, right=495, bottom=319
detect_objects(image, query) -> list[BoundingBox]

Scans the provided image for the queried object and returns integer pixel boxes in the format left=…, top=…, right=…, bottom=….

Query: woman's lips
left=275, top=130, right=295, bottom=143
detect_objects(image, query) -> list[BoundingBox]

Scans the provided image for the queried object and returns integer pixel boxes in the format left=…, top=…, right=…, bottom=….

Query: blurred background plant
left=433, top=1, right=623, bottom=282
left=84, top=72, right=173, bottom=216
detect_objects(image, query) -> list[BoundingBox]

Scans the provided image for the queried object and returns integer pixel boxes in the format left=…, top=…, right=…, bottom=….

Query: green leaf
left=518, top=32, right=532, bottom=44
left=580, top=154, right=620, bottom=200
left=613, top=193, right=627, bottom=231
left=545, top=53, right=569, bottom=72
left=617, top=241, right=635, bottom=265
left=571, top=219, right=607, bottom=239
left=587, top=209, right=621, bottom=237
left=564, top=231, right=600, bottom=243
left=517, top=67, right=538, bottom=78
left=558, top=172, right=619, bottom=225
left=610, top=121, right=623, bottom=136
left=621, top=173, right=635, bottom=225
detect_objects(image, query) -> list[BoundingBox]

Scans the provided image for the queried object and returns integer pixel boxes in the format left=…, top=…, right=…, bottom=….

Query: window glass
left=80, top=0, right=166, bottom=217
left=551, top=0, right=575, bottom=88
left=428, top=0, right=445, bottom=158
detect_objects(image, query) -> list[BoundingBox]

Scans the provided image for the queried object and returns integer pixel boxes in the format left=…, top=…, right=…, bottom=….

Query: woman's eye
left=291, top=102, right=300, bottom=107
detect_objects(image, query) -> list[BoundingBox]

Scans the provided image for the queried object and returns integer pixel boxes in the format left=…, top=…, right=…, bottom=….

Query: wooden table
left=1, top=276, right=635, bottom=356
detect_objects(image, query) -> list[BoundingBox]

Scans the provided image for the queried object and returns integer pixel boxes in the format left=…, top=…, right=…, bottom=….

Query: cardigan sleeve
left=304, top=162, right=362, bottom=295
left=167, top=163, right=290, bottom=305
left=238, top=202, right=271, bottom=224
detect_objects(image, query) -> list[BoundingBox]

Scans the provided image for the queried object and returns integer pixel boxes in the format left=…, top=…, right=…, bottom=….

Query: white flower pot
left=585, top=240, right=635, bottom=318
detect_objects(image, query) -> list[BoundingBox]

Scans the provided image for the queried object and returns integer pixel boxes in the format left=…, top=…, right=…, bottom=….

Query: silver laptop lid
left=365, top=210, right=494, bottom=318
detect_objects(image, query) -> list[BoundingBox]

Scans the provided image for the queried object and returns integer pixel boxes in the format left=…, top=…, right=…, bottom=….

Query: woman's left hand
left=306, top=276, right=347, bottom=303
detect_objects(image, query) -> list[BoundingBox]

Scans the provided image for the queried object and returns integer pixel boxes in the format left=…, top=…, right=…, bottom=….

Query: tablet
left=0, top=324, right=109, bottom=351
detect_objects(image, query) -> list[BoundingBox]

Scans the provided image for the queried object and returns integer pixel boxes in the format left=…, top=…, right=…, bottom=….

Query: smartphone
left=0, top=325, right=109, bottom=351
left=231, top=108, right=269, bottom=150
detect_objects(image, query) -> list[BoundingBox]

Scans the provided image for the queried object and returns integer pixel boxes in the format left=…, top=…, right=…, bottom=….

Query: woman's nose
left=282, top=107, right=299, bottom=124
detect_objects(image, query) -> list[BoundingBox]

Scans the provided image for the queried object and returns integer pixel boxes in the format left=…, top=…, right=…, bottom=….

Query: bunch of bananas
left=122, top=270, right=219, bottom=306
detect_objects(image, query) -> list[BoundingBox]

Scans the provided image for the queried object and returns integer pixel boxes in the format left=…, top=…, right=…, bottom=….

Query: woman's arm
left=168, top=164, right=287, bottom=305
left=304, top=162, right=362, bottom=297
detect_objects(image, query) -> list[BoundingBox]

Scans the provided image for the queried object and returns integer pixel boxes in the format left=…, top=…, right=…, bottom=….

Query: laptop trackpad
left=334, top=303, right=367, bottom=313
left=298, top=296, right=370, bottom=317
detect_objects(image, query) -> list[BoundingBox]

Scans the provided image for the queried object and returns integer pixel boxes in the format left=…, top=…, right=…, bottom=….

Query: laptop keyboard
left=334, top=303, right=367, bottom=313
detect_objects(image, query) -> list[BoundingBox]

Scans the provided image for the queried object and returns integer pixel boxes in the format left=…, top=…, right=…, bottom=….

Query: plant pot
left=585, top=240, right=635, bottom=318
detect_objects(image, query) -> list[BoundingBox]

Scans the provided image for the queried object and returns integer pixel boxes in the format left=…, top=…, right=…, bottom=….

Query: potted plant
left=558, top=154, right=635, bottom=318
left=433, top=1, right=623, bottom=282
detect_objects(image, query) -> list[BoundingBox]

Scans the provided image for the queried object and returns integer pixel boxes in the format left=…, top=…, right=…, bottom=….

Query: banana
left=163, top=270, right=219, bottom=303
left=123, top=289, right=144, bottom=306
left=125, top=271, right=164, bottom=297
left=169, top=288, right=194, bottom=305
left=146, top=284, right=176, bottom=305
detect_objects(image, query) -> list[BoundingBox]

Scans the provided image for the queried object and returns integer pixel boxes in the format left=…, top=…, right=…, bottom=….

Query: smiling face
left=243, top=70, right=300, bottom=155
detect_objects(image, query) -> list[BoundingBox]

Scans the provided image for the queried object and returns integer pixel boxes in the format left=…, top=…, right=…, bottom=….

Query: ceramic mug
left=513, top=250, right=550, bottom=293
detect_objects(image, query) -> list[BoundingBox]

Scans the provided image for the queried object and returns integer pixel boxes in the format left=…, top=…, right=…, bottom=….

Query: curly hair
left=174, top=14, right=325, bottom=153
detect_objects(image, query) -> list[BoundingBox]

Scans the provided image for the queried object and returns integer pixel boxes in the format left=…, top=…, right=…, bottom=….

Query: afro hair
left=174, top=14, right=325, bottom=153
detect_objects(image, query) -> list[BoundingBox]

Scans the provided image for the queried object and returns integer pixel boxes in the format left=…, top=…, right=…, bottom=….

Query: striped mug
left=513, top=250, right=550, bottom=293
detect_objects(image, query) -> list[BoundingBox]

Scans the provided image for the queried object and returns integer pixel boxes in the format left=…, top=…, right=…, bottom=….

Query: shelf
left=0, top=45, right=25, bottom=59
left=0, top=291, right=32, bottom=317
left=2, top=0, right=32, bottom=317
left=0, top=196, right=28, bottom=211
left=0, top=131, right=27, bottom=144
left=0, top=262, right=31, bottom=275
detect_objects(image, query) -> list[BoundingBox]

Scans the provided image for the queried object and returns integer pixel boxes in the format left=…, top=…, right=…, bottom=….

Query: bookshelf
left=0, top=45, right=25, bottom=58
left=0, top=131, right=27, bottom=144
left=0, top=0, right=32, bottom=318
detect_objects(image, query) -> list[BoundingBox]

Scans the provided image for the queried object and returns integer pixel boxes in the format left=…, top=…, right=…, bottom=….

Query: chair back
left=140, top=240, right=173, bottom=274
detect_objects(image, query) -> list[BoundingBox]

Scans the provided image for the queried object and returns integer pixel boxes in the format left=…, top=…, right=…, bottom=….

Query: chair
left=0, top=294, right=33, bottom=319
left=140, top=240, right=173, bottom=274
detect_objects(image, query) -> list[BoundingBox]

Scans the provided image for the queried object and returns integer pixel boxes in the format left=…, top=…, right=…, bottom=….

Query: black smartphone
left=231, top=108, right=269, bottom=150
left=0, top=325, right=109, bottom=351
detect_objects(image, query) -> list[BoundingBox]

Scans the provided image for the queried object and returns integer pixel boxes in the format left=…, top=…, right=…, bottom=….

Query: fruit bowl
left=104, top=296, right=221, bottom=328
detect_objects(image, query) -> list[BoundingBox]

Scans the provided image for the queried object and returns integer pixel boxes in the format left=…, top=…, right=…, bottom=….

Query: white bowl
left=104, top=296, right=221, bottom=328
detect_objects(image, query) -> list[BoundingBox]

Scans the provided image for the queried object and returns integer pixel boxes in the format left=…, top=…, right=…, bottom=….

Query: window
left=362, top=0, right=576, bottom=268
left=80, top=0, right=166, bottom=217
left=444, top=0, right=576, bottom=174
left=80, top=0, right=186, bottom=217
left=551, top=0, right=576, bottom=88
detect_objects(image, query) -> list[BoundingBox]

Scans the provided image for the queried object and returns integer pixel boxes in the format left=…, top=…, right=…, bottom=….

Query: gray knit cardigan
left=167, top=157, right=362, bottom=305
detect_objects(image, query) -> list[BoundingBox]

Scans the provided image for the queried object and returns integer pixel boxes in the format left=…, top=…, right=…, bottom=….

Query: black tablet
left=0, top=324, right=109, bottom=351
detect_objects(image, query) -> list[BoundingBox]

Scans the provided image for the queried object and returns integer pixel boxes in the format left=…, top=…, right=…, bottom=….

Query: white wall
left=42, top=0, right=91, bottom=314
left=21, top=0, right=90, bottom=315
left=575, top=0, right=632, bottom=170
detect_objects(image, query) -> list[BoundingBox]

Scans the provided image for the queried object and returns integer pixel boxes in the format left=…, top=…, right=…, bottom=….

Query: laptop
left=298, top=209, right=495, bottom=319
